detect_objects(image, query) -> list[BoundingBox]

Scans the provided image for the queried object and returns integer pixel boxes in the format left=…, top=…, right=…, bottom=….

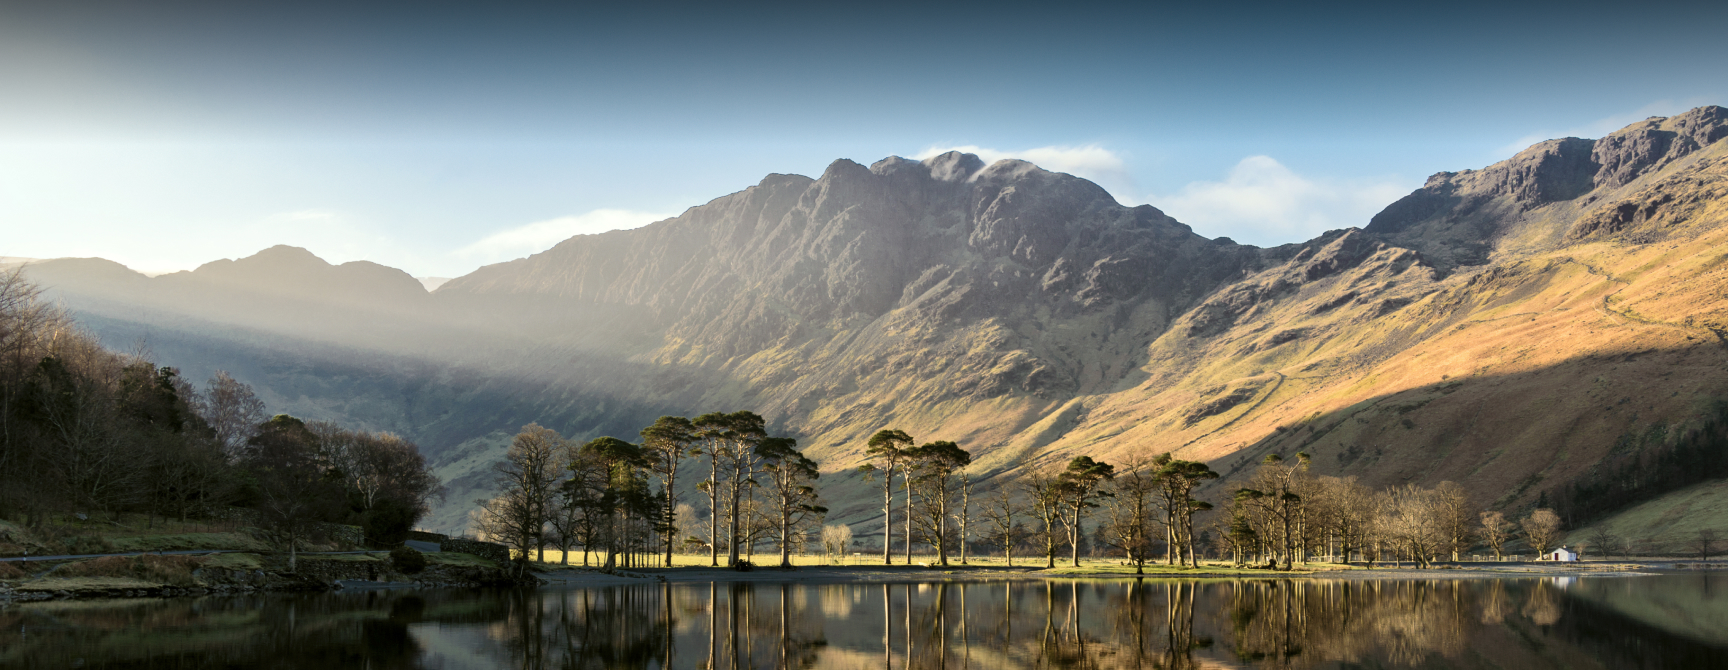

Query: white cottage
left=1544, top=546, right=1578, bottom=562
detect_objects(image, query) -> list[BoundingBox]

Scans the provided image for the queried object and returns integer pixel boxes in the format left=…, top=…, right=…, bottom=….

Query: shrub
left=64, top=535, right=117, bottom=555
left=389, top=546, right=427, bottom=575
left=363, top=498, right=419, bottom=549
left=732, top=559, right=754, bottom=572
left=0, top=562, right=25, bottom=580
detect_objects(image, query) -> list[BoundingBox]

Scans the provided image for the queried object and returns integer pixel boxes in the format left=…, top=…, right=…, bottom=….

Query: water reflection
left=6, top=574, right=1728, bottom=668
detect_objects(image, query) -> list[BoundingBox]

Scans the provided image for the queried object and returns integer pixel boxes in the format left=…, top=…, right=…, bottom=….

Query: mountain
left=24, top=106, right=1728, bottom=538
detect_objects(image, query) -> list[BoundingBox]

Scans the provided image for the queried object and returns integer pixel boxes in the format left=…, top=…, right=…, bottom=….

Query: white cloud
left=1154, top=156, right=1414, bottom=246
left=455, top=209, right=672, bottom=264
left=1493, top=99, right=1708, bottom=159
left=913, top=144, right=1139, bottom=204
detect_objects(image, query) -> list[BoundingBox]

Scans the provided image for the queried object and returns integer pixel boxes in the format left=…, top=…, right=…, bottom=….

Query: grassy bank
left=0, top=514, right=344, bottom=557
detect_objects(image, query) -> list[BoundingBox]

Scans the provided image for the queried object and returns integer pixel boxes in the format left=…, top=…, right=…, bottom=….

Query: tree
left=582, top=436, right=650, bottom=569
left=198, top=371, right=267, bottom=461
left=1693, top=529, right=1721, bottom=561
left=1377, top=484, right=1443, bottom=568
left=1433, top=481, right=1475, bottom=562
left=1479, top=511, right=1512, bottom=560
left=1586, top=526, right=1623, bottom=559
left=1057, top=456, right=1115, bottom=567
left=955, top=471, right=973, bottom=565
left=1153, top=454, right=1219, bottom=567
left=1236, top=453, right=1309, bottom=569
left=756, top=436, right=826, bottom=568
left=906, top=440, right=970, bottom=566
left=641, top=415, right=697, bottom=566
left=1023, top=474, right=1066, bottom=568
left=858, top=428, right=914, bottom=565
left=363, top=497, right=420, bottom=548
left=24, top=356, right=146, bottom=517
left=475, top=424, right=564, bottom=570
left=821, top=524, right=853, bottom=564
left=245, top=415, right=340, bottom=571
left=694, top=411, right=765, bottom=567
left=347, top=432, right=443, bottom=528
left=981, top=486, right=1024, bottom=566
left=1522, top=509, right=1563, bottom=558
left=1311, top=476, right=1375, bottom=564
left=1223, top=497, right=1258, bottom=566
left=556, top=443, right=611, bottom=566
left=1102, top=456, right=1159, bottom=574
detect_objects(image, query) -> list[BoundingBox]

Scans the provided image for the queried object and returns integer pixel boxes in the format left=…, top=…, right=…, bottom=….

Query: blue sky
left=4, top=0, right=1726, bottom=278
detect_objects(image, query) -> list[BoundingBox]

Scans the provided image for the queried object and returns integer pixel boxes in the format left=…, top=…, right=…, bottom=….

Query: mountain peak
left=921, top=151, right=985, bottom=182
left=1364, top=104, right=1728, bottom=267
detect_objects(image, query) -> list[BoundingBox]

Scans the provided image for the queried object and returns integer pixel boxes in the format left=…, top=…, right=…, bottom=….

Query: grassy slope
left=1565, top=479, right=1728, bottom=549
left=993, top=143, right=1728, bottom=514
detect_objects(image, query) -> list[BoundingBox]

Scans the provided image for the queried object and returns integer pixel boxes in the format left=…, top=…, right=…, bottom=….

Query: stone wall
left=317, top=523, right=364, bottom=547
left=440, top=538, right=510, bottom=564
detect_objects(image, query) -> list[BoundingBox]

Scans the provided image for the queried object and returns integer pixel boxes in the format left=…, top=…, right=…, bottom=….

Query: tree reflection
left=14, top=575, right=1728, bottom=669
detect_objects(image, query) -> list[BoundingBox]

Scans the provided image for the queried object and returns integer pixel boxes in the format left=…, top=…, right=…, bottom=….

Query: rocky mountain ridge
left=23, top=106, right=1728, bottom=534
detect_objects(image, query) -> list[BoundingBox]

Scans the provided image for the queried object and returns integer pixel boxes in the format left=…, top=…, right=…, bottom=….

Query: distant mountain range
left=20, top=106, right=1728, bottom=534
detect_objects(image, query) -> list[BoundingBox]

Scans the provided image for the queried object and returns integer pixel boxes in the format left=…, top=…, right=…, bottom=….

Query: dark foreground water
left=5, top=573, right=1728, bottom=669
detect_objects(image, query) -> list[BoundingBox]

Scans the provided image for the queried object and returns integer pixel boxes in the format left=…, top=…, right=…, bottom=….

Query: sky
left=3, top=0, right=1726, bottom=279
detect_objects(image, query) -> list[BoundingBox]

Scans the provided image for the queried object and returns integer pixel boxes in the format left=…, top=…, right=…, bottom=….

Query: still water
left=4, top=573, right=1727, bottom=669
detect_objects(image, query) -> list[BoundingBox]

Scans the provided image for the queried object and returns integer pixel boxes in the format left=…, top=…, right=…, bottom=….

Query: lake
left=5, top=573, right=1727, bottom=668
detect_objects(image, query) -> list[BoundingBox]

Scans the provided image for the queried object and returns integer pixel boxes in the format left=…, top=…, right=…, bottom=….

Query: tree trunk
left=904, top=477, right=912, bottom=565
left=1070, top=502, right=1083, bottom=568
left=882, top=467, right=894, bottom=565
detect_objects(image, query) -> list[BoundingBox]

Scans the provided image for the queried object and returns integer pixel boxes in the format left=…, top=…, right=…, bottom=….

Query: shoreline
left=10, top=559, right=1722, bottom=603
left=536, top=560, right=1720, bottom=586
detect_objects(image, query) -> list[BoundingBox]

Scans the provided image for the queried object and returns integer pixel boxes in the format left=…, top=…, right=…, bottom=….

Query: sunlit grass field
left=516, top=549, right=1353, bottom=574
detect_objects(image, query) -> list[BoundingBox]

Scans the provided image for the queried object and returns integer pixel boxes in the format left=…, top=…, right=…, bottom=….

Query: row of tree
left=474, top=412, right=827, bottom=570
left=1214, top=453, right=1564, bottom=569
left=470, top=406, right=1614, bottom=572
left=0, top=269, right=441, bottom=564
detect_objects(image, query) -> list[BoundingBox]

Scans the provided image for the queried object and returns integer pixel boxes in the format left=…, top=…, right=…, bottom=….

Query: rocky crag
left=25, top=106, right=1728, bottom=534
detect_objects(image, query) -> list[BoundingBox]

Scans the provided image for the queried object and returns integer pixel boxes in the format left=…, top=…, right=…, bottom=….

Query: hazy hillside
left=24, top=106, right=1728, bottom=539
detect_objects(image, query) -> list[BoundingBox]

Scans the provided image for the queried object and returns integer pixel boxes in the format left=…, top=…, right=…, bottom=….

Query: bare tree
left=1433, top=481, right=1475, bottom=562
left=1102, top=456, right=1159, bottom=574
left=475, top=424, right=564, bottom=568
left=1522, top=509, right=1563, bottom=558
left=1693, top=529, right=1721, bottom=561
left=1377, top=484, right=1443, bottom=568
left=820, top=524, right=853, bottom=564
left=1312, top=476, right=1375, bottom=564
left=198, top=371, right=267, bottom=461
left=981, top=485, right=1024, bottom=566
left=1236, top=453, right=1309, bottom=569
left=1479, top=511, right=1512, bottom=560
left=1587, top=526, right=1623, bottom=560
left=1023, top=474, right=1066, bottom=568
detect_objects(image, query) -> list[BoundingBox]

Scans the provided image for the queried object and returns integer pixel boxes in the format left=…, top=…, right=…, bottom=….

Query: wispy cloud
left=456, top=209, right=672, bottom=264
left=913, top=144, right=1138, bottom=203
left=1154, top=156, right=1413, bottom=246
left=1492, top=99, right=1708, bottom=159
